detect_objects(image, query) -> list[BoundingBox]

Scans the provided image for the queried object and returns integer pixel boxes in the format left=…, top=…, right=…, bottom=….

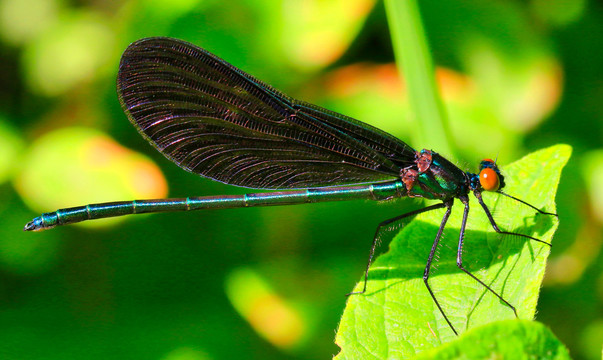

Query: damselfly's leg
left=455, top=196, right=518, bottom=320
left=473, top=191, right=551, bottom=247
left=423, top=200, right=457, bottom=335
left=347, top=202, right=446, bottom=296
left=497, top=191, right=557, bottom=217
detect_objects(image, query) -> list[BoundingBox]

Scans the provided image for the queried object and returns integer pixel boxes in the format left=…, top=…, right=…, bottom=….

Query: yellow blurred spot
left=0, top=119, right=25, bottom=184
left=23, top=11, right=114, bottom=96
left=435, top=68, right=476, bottom=103
left=583, top=151, right=603, bottom=224
left=282, top=0, right=376, bottom=69
left=247, top=293, right=303, bottom=346
left=464, top=41, right=563, bottom=132
left=545, top=223, right=601, bottom=286
left=225, top=267, right=307, bottom=350
left=546, top=150, right=603, bottom=285
left=81, top=136, right=169, bottom=199
left=84, top=137, right=127, bottom=167
left=547, top=254, right=584, bottom=285
left=15, top=127, right=168, bottom=228
left=0, top=0, right=59, bottom=45
left=346, top=0, right=374, bottom=19
left=578, top=320, right=603, bottom=360
left=299, top=31, right=345, bottom=65
left=514, top=58, right=563, bottom=129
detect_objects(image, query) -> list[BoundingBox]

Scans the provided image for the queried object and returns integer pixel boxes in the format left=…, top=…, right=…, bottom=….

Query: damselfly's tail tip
left=23, top=222, right=35, bottom=231
left=23, top=217, right=44, bottom=232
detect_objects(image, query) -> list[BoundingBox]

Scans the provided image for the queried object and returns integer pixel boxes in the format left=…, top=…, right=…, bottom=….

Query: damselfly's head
left=478, top=159, right=506, bottom=192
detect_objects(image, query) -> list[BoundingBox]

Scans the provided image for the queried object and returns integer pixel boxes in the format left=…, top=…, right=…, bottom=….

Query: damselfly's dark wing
left=117, top=37, right=415, bottom=189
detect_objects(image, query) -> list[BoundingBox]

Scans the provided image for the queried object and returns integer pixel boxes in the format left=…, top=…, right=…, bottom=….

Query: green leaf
left=413, top=320, right=571, bottom=360
left=335, top=144, right=572, bottom=359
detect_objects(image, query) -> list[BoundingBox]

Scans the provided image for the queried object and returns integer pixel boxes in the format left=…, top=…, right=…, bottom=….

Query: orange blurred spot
left=131, top=161, right=168, bottom=198
left=346, top=0, right=374, bottom=19
left=17, top=127, right=168, bottom=228
left=435, top=67, right=475, bottom=102
left=323, top=63, right=474, bottom=103
left=83, top=136, right=126, bottom=167
left=527, top=60, right=563, bottom=119
left=225, top=268, right=308, bottom=350
left=326, top=63, right=404, bottom=99
left=247, top=293, right=304, bottom=348
left=375, top=64, right=405, bottom=98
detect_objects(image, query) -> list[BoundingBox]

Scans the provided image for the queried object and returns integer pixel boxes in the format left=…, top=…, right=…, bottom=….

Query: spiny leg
left=455, top=196, right=518, bottom=322
left=347, top=202, right=446, bottom=296
left=473, top=191, right=551, bottom=247
left=423, top=200, right=457, bottom=335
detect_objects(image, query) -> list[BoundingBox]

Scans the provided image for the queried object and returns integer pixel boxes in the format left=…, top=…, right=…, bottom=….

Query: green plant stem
left=384, top=0, right=453, bottom=155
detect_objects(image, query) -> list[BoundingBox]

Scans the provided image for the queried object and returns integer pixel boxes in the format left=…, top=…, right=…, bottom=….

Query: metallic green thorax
left=402, top=149, right=470, bottom=201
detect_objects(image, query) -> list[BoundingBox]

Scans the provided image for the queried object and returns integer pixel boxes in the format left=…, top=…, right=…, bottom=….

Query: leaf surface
left=335, top=144, right=572, bottom=359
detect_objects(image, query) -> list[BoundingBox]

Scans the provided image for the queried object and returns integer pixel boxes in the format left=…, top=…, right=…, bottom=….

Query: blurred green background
left=1, top=0, right=602, bottom=359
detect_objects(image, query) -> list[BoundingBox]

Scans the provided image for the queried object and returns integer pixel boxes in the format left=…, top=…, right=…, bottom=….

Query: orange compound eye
left=479, top=167, right=500, bottom=191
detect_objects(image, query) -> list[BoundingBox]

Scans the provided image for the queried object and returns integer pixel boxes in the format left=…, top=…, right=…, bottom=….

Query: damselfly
left=24, top=37, right=556, bottom=335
